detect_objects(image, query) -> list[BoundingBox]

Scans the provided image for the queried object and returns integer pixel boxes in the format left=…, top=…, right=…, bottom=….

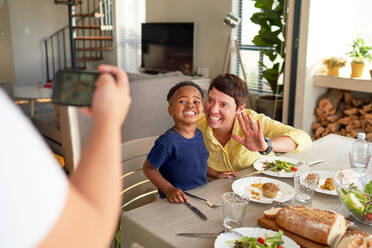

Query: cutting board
left=257, top=216, right=329, bottom=248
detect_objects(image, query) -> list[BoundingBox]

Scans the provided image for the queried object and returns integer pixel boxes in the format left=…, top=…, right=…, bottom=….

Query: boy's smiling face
left=168, top=85, right=203, bottom=125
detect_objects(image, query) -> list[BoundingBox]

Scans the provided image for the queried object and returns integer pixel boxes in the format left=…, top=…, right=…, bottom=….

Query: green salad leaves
left=340, top=179, right=372, bottom=221
left=227, top=230, right=284, bottom=248
left=263, top=160, right=296, bottom=172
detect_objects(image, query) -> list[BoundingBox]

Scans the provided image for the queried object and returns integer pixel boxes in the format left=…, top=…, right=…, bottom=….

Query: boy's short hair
left=208, top=73, right=248, bottom=109
left=167, top=81, right=204, bottom=102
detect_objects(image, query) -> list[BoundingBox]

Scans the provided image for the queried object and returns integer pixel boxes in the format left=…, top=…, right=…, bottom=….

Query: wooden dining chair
left=59, top=106, right=158, bottom=209
left=120, top=136, right=158, bottom=211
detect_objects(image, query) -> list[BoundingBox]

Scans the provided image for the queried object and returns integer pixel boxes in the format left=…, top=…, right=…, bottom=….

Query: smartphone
left=52, top=70, right=100, bottom=106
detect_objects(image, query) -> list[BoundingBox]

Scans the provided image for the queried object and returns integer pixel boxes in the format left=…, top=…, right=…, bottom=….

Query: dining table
left=14, top=87, right=52, bottom=117
left=121, top=134, right=372, bottom=248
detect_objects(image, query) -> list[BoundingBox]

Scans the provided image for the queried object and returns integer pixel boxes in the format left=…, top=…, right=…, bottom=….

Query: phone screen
left=52, top=70, right=100, bottom=106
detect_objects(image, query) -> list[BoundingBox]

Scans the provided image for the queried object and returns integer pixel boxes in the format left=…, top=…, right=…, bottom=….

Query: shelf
left=313, top=75, right=372, bottom=93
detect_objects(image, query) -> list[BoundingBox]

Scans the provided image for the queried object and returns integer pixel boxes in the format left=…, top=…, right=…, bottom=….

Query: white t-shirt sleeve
left=0, top=90, right=68, bottom=248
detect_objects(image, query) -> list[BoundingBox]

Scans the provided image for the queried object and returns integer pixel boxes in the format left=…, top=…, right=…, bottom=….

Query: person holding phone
left=0, top=65, right=131, bottom=248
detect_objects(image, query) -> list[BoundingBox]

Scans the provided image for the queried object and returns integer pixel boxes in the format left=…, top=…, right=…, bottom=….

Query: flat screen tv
left=141, top=22, right=194, bottom=75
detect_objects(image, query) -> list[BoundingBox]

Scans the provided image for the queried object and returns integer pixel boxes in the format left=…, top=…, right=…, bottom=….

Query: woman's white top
left=0, top=90, right=68, bottom=248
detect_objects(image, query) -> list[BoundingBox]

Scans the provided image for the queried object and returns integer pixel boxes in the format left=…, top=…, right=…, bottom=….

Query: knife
left=177, top=232, right=218, bottom=238
left=177, top=229, right=243, bottom=238
left=184, top=202, right=208, bottom=220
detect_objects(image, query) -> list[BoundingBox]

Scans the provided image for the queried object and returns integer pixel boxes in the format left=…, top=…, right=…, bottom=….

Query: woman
left=197, top=73, right=312, bottom=179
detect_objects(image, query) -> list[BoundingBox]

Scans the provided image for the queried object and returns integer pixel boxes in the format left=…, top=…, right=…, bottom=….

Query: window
left=233, top=0, right=283, bottom=94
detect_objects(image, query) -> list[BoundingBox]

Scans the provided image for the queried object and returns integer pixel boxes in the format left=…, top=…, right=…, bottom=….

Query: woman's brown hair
left=208, top=73, right=249, bottom=109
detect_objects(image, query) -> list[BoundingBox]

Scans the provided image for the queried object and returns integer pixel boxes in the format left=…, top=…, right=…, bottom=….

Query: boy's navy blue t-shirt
left=147, top=128, right=209, bottom=198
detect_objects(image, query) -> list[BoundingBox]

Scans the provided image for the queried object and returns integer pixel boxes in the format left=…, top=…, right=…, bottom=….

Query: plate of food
left=311, top=170, right=337, bottom=195
left=214, top=227, right=299, bottom=248
left=253, top=156, right=300, bottom=178
left=232, top=177, right=295, bottom=204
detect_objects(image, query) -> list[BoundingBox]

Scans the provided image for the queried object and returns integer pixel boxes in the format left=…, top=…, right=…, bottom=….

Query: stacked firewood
left=312, top=89, right=372, bottom=141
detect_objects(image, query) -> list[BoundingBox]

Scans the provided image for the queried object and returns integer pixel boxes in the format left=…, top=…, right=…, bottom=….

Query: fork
left=184, top=192, right=221, bottom=208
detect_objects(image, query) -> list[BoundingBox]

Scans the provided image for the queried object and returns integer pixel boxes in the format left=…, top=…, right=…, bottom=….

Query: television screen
left=141, top=23, right=194, bottom=75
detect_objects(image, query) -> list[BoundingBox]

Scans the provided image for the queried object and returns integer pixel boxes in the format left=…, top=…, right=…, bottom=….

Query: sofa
left=122, top=71, right=192, bottom=142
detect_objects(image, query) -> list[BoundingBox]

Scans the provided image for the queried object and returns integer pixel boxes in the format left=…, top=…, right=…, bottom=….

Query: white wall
left=8, top=0, right=67, bottom=86
left=146, top=0, right=232, bottom=78
left=295, top=0, right=372, bottom=133
left=0, top=0, right=15, bottom=84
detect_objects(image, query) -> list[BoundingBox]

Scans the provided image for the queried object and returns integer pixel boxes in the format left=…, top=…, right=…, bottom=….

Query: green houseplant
left=322, top=57, right=346, bottom=76
left=250, top=0, right=286, bottom=120
left=346, top=38, right=372, bottom=78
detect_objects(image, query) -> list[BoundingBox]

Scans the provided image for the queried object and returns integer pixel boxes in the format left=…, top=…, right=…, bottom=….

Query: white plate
left=312, top=170, right=337, bottom=195
left=214, top=227, right=300, bottom=248
left=232, top=176, right=295, bottom=204
left=253, top=156, right=300, bottom=178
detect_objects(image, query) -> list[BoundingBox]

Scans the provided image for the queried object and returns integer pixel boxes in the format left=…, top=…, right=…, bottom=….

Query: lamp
left=223, top=13, right=247, bottom=78
left=224, top=13, right=240, bottom=28
left=223, top=12, right=253, bottom=108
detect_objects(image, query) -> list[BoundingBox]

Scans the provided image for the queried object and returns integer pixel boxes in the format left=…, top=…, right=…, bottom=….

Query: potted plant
left=250, top=0, right=285, bottom=120
left=322, top=57, right=346, bottom=76
left=346, top=38, right=372, bottom=78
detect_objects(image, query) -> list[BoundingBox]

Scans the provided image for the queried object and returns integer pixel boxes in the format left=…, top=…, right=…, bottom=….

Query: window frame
left=235, top=0, right=277, bottom=94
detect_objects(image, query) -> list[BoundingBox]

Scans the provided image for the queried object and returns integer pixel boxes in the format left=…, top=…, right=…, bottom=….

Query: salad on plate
left=227, top=230, right=285, bottom=248
left=339, top=179, right=372, bottom=222
left=263, top=160, right=298, bottom=172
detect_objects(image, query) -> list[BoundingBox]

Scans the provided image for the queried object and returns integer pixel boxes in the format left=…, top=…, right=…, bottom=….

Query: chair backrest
left=120, top=136, right=158, bottom=211
left=59, top=105, right=158, bottom=209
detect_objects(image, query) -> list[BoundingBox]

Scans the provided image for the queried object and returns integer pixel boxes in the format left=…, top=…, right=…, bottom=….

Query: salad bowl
left=334, top=168, right=372, bottom=225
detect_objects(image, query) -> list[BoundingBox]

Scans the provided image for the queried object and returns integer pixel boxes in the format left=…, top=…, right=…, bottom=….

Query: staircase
left=43, top=0, right=113, bottom=82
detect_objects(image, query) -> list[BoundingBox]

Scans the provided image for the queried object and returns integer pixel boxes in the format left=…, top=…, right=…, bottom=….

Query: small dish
left=232, top=176, right=295, bottom=204
left=253, top=156, right=300, bottom=178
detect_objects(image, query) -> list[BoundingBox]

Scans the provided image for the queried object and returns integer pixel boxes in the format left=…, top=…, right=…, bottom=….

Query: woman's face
left=205, top=87, right=243, bottom=131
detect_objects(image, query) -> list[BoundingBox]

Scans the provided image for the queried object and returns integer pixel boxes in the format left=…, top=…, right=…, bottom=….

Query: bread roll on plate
left=275, top=205, right=347, bottom=245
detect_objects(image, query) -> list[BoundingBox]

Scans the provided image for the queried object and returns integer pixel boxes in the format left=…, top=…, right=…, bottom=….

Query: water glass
left=294, top=164, right=317, bottom=203
left=221, top=192, right=249, bottom=231
left=349, top=152, right=371, bottom=168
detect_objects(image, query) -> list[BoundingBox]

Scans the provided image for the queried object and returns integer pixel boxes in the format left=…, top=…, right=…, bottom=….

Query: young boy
left=143, top=81, right=209, bottom=203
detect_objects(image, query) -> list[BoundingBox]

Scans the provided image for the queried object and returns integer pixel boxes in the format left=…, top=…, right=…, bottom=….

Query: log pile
left=312, top=89, right=372, bottom=141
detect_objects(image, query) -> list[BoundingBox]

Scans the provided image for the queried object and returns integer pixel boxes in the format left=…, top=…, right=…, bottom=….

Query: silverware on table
left=296, top=160, right=324, bottom=167
left=184, top=202, right=208, bottom=220
left=185, top=192, right=221, bottom=208
left=177, top=229, right=243, bottom=238
left=177, top=232, right=219, bottom=238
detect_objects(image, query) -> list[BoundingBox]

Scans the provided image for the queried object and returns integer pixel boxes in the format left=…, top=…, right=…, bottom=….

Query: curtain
left=115, top=0, right=145, bottom=73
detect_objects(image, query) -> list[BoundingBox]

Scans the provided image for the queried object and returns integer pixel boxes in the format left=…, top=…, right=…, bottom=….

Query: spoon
left=184, top=191, right=221, bottom=208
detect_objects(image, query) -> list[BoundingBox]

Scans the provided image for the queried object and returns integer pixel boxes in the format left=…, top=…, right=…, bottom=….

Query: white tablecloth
left=122, top=134, right=372, bottom=248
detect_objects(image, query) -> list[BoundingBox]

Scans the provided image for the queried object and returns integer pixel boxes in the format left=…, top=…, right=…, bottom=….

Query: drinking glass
left=293, top=164, right=317, bottom=203
left=221, top=192, right=249, bottom=231
left=349, top=152, right=371, bottom=168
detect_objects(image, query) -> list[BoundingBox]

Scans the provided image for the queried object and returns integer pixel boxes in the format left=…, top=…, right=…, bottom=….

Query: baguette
left=275, top=205, right=347, bottom=245
left=337, top=229, right=372, bottom=248
left=263, top=207, right=281, bottom=219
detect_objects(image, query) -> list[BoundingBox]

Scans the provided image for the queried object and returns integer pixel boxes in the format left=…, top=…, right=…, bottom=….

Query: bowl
left=334, top=168, right=372, bottom=225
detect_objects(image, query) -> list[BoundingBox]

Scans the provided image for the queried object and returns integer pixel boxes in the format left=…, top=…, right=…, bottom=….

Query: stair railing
left=43, top=0, right=113, bottom=82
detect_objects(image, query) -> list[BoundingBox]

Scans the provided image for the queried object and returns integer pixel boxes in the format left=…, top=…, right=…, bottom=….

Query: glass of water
left=221, top=192, right=249, bottom=231
left=294, top=164, right=318, bottom=203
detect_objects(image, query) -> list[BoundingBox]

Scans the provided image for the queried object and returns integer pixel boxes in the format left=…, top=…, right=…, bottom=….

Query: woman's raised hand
left=231, top=112, right=267, bottom=152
